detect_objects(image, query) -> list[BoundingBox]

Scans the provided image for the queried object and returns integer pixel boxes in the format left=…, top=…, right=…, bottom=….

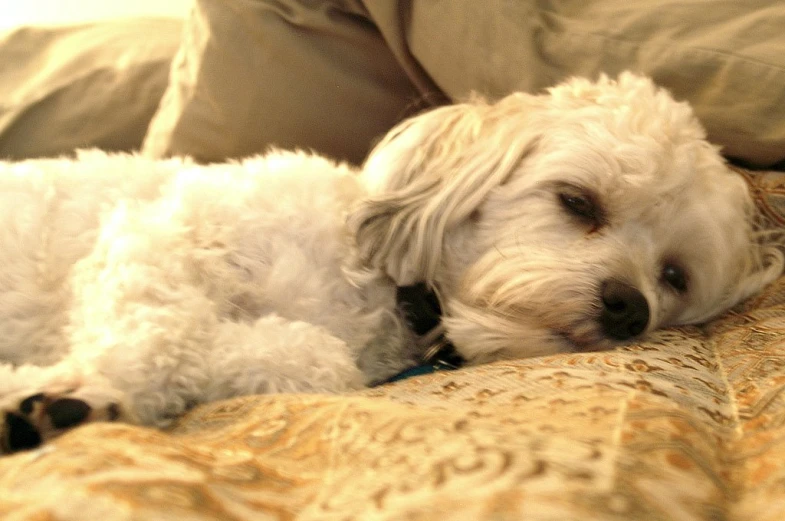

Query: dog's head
left=351, top=73, right=784, bottom=363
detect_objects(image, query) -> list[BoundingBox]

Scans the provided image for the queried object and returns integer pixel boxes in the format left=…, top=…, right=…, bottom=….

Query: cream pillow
left=143, top=0, right=422, bottom=165
left=0, top=17, right=182, bottom=159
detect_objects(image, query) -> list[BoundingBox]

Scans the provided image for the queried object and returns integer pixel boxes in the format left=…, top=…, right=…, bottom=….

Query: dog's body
left=0, top=74, right=782, bottom=453
left=0, top=152, right=408, bottom=430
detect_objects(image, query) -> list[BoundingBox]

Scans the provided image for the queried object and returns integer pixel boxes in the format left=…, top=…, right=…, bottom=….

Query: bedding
left=0, top=3, right=784, bottom=520
left=3, top=3, right=784, bottom=168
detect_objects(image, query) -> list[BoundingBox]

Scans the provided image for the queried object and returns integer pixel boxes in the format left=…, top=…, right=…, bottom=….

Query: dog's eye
left=662, top=263, right=688, bottom=293
left=558, top=191, right=601, bottom=224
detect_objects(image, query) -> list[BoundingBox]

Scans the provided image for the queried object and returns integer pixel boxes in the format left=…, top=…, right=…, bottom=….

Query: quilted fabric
left=0, top=170, right=783, bottom=521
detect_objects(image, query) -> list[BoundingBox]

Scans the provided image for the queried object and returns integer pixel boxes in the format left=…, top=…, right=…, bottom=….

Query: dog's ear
left=349, top=96, right=540, bottom=286
left=681, top=182, right=785, bottom=325
left=731, top=231, right=785, bottom=307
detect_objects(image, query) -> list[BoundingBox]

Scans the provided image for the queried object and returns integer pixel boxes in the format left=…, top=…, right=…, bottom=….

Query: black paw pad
left=45, top=398, right=92, bottom=429
left=4, top=412, right=42, bottom=452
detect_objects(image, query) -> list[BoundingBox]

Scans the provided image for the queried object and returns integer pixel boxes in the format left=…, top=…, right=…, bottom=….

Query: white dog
left=0, top=73, right=781, bottom=453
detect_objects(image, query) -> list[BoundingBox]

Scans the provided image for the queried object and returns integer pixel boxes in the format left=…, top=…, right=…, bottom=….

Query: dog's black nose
left=600, top=280, right=649, bottom=340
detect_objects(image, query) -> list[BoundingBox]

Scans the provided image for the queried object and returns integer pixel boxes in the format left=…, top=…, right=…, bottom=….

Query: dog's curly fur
left=0, top=73, right=781, bottom=452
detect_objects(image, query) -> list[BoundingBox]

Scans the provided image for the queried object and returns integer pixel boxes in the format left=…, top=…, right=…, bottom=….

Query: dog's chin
left=445, top=301, right=621, bottom=364
left=454, top=320, right=624, bottom=367
left=553, top=328, right=618, bottom=354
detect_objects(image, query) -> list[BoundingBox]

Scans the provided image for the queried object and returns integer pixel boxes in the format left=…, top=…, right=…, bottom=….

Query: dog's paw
left=1, top=392, right=123, bottom=454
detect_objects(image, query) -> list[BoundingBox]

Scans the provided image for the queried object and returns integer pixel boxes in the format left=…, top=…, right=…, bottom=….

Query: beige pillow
left=145, top=0, right=785, bottom=168
left=0, top=18, right=182, bottom=160
left=143, top=0, right=422, bottom=165
left=395, top=0, right=785, bottom=168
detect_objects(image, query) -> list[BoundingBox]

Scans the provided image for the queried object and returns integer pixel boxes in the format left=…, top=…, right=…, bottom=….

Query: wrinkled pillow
left=393, top=0, right=785, bottom=167
left=145, top=0, right=785, bottom=168
left=0, top=18, right=182, bottom=160
left=142, top=0, right=422, bottom=165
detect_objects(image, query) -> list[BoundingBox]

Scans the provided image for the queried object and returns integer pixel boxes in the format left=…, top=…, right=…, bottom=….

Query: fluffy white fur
left=0, top=73, right=781, bottom=451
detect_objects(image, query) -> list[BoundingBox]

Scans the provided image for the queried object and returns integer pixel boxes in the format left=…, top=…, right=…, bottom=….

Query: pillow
left=392, top=0, right=785, bottom=168
left=142, top=0, right=423, bottom=165
left=0, top=17, right=182, bottom=160
left=145, top=0, right=785, bottom=168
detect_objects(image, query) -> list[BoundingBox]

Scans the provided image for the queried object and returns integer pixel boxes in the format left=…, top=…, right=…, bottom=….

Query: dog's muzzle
left=599, top=280, right=650, bottom=340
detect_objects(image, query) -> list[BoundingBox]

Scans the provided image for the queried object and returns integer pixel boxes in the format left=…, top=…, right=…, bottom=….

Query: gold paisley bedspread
left=1, top=170, right=784, bottom=521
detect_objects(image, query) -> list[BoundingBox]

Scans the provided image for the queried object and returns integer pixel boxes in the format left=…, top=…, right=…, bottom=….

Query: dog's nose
left=599, top=280, right=650, bottom=340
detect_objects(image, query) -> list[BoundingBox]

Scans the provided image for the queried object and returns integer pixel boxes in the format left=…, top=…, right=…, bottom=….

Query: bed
left=1, top=2, right=784, bottom=520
